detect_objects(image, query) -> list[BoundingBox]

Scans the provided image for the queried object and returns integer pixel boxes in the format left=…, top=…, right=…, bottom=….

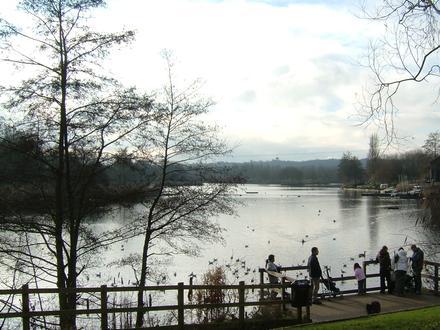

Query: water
left=96, top=184, right=430, bottom=289
left=2, top=184, right=433, bottom=328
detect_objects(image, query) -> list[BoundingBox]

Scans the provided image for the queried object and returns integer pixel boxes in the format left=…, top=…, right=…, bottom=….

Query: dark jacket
left=411, top=248, right=424, bottom=272
left=308, top=254, right=322, bottom=278
left=377, top=249, right=391, bottom=272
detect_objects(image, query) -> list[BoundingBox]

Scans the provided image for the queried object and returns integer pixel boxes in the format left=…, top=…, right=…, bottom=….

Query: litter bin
left=291, top=279, right=311, bottom=307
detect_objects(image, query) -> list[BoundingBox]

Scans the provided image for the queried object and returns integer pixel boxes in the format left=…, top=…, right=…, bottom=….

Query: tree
left=367, top=133, right=381, bottom=184
left=0, top=1, right=152, bottom=328
left=338, top=152, right=365, bottom=186
left=423, top=131, right=440, bottom=158
left=360, top=1, right=440, bottom=143
left=132, top=52, right=237, bottom=327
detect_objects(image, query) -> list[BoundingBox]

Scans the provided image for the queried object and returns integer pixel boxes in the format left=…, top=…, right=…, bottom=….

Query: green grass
left=288, top=306, right=440, bottom=330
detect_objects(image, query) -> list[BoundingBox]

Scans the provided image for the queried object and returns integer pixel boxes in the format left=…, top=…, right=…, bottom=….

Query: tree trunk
left=135, top=229, right=152, bottom=328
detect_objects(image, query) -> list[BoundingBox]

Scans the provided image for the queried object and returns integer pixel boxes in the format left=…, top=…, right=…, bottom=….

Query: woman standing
left=394, top=247, right=408, bottom=296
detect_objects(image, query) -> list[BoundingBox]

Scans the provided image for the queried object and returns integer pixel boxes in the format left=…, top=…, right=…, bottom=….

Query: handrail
left=258, top=260, right=439, bottom=296
left=0, top=281, right=301, bottom=329
left=1, top=259, right=439, bottom=329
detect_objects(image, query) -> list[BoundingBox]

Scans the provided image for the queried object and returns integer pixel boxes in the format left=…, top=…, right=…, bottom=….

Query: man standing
left=377, top=245, right=393, bottom=294
left=308, top=247, right=322, bottom=304
left=411, top=244, right=424, bottom=295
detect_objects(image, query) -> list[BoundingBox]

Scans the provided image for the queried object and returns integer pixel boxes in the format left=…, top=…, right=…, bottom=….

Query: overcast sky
left=2, top=0, right=439, bottom=161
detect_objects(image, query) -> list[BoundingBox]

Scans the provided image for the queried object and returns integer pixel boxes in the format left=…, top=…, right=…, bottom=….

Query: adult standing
left=265, top=254, right=280, bottom=284
left=411, top=244, right=424, bottom=295
left=307, top=247, right=322, bottom=304
left=376, top=246, right=393, bottom=294
left=394, top=247, right=408, bottom=296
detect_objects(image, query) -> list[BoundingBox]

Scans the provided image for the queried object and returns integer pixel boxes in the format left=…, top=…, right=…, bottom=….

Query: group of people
left=265, top=247, right=323, bottom=304
left=265, top=243, right=425, bottom=304
left=376, top=244, right=424, bottom=296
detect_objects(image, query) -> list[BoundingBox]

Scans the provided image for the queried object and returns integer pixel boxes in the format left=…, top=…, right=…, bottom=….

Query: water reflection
left=86, top=185, right=437, bottom=290
left=366, top=197, right=379, bottom=249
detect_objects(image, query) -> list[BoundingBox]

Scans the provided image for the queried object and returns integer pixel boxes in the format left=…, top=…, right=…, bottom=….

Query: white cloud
left=102, top=0, right=424, bottom=159
left=1, top=0, right=436, bottom=160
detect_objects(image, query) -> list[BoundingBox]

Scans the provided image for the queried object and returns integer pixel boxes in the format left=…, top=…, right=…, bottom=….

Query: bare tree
left=338, top=151, right=365, bottom=186
left=367, top=133, right=381, bottom=184
left=132, top=52, right=238, bottom=327
left=423, top=130, right=440, bottom=158
left=359, top=0, right=440, bottom=143
left=0, top=1, right=153, bottom=328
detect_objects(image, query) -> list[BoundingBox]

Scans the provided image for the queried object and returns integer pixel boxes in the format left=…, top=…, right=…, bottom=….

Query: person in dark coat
left=307, top=247, right=322, bottom=304
left=376, top=245, right=393, bottom=294
left=410, top=244, right=424, bottom=295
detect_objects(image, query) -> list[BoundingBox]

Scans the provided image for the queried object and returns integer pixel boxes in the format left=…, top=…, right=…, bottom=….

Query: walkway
left=308, top=292, right=440, bottom=323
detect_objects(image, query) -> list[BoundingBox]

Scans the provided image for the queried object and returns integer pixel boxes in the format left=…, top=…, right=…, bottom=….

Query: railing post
left=22, top=284, right=30, bottom=330
left=297, top=306, right=302, bottom=322
left=281, top=277, right=286, bottom=311
left=239, top=281, right=245, bottom=329
left=362, top=261, right=367, bottom=291
left=101, top=285, right=108, bottom=330
left=435, top=265, right=439, bottom=295
left=188, top=277, right=193, bottom=301
left=178, top=282, right=184, bottom=329
left=259, top=269, right=264, bottom=300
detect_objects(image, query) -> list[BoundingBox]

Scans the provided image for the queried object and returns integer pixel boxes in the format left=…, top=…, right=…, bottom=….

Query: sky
left=1, top=0, right=439, bottom=162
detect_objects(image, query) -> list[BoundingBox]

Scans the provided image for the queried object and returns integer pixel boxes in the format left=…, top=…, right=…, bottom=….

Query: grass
left=285, top=306, right=440, bottom=330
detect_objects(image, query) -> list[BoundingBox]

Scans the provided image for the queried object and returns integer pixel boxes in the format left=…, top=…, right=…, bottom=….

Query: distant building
left=430, top=156, right=440, bottom=183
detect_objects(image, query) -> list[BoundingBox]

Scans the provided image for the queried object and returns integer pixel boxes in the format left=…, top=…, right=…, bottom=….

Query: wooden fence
left=1, top=260, right=439, bottom=329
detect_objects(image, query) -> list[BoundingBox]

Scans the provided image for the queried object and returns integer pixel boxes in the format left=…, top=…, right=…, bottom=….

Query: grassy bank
left=284, top=306, right=440, bottom=329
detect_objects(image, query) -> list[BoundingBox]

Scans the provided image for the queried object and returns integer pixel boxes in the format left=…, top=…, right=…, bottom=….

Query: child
left=354, top=263, right=366, bottom=295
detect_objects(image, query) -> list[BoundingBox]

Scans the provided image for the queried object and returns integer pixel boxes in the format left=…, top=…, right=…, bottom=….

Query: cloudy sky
left=2, top=0, right=439, bottom=161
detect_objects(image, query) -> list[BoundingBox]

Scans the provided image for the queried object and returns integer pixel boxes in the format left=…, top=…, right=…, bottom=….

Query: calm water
left=94, top=184, right=432, bottom=289
left=3, top=184, right=432, bottom=329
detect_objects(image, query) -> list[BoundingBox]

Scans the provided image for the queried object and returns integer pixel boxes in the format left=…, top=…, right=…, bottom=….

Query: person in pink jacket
left=354, top=263, right=366, bottom=295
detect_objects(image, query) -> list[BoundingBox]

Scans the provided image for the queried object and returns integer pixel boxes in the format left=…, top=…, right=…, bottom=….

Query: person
left=354, top=263, right=366, bottom=295
left=410, top=244, right=424, bottom=295
left=265, top=254, right=280, bottom=284
left=376, top=246, right=393, bottom=294
left=307, top=247, right=322, bottom=304
left=394, top=247, right=408, bottom=296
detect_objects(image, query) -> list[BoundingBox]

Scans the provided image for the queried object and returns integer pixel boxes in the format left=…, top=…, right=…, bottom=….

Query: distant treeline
left=215, top=159, right=342, bottom=185
left=0, top=131, right=433, bottom=191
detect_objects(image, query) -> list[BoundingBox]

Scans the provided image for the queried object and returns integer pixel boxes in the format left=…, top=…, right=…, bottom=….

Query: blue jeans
left=413, top=269, right=422, bottom=294
left=380, top=269, right=393, bottom=293
left=357, top=279, right=366, bottom=294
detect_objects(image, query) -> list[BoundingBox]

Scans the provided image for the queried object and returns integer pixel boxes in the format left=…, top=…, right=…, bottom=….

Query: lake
left=2, top=184, right=434, bottom=329
left=95, top=184, right=432, bottom=290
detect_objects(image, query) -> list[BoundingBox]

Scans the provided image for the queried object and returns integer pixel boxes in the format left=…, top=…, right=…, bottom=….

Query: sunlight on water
left=95, top=184, right=429, bottom=293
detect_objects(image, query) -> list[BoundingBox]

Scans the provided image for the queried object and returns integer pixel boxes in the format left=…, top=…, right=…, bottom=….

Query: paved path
left=308, top=292, right=440, bottom=323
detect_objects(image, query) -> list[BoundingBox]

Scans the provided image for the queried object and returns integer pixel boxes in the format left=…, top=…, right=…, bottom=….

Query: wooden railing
left=1, top=260, right=438, bottom=329
left=258, top=259, right=440, bottom=296
left=0, top=281, right=302, bottom=330
left=422, top=261, right=440, bottom=295
left=259, top=264, right=380, bottom=296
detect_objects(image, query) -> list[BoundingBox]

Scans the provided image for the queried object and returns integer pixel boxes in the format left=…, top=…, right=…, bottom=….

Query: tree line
left=337, top=133, right=439, bottom=187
